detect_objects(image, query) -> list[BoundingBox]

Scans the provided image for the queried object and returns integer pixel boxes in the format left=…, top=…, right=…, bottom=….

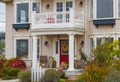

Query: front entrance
left=60, top=40, right=69, bottom=66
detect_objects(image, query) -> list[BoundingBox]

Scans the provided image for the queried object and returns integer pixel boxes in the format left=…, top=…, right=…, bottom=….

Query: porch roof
left=30, top=28, right=85, bottom=35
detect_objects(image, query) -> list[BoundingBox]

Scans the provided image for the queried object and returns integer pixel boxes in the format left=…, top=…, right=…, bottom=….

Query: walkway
left=0, top=79, right=19, bottom=82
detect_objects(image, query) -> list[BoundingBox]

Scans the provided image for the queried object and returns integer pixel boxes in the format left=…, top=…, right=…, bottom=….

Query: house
left=1, top=0, right=120, bottom=76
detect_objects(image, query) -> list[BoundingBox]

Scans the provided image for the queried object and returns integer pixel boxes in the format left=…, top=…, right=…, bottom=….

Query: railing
left=32, top=63, right=45, bottom=82
left=32, top=9, right=84, bottom=29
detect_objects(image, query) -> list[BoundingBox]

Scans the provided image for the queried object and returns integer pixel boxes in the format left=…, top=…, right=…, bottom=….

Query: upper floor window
left=16, top=3, right=29, bottom=23
left=33, top=2, right=40, bottom=13
left=97, top=0, right=113, bottom=18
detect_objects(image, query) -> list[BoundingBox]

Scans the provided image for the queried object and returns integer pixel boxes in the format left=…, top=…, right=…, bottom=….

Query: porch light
left=79, top=0, right=83, bottom=6
left=46, top=4, right=50, bottom=9
left=57, top=35, right=60, bottom=40
left=81, top=41, right=84, bottom=46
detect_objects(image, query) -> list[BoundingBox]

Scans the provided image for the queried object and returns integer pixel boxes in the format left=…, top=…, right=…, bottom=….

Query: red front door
left=60, top=40, right=69, bottom=66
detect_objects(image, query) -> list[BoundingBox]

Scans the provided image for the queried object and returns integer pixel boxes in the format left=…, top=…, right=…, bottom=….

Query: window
left=97, top=0, right=113, bottom=18
left=37, top=39, right=40, bottom=59
left=66, top=1, right=72, bottom=11
left=56, top=41, right=58, bottom=54
left=96, top=37, right=113, bottom=46
left=16, top=39, right=28, bottom=58
left=90, top=38, right=94, bottom=57
left=97, top=38, right=102, bottom=46
left=90, top=0, right=93, bottom=19
left=16, top=3, right=29, bottom=23
left=33, top=2, right=40, bottom=13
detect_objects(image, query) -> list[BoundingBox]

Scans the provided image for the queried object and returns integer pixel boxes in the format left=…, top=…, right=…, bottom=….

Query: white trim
left=14, top=37, right=30, bottom=60
left=53, top=38, right=60, bottom=67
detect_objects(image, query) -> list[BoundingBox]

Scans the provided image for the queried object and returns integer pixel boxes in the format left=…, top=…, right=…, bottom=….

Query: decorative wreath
left=61, top=42, right=68, bottom=52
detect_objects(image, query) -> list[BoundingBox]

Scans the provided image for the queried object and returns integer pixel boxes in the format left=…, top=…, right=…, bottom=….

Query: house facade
left=1, top=0, right=120, bottom=71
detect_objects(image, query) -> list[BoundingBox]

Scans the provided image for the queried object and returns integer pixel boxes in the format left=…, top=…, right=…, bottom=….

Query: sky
left=0, top=2, right=5, bottom=32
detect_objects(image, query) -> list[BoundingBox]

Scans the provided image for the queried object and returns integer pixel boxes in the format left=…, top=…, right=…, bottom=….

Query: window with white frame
left=96, top=37, right=113, bottom=47
left=16, top=3, right=29, bottom=23
left=16, top=39, right=28, bottom=58
left=97, top=0, right=113, bottom=18
left=32, top=2, right=40, bottom=13
left=90, top=0, right=93, bottom=19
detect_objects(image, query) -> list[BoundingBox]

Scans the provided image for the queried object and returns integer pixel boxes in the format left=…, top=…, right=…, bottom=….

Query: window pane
left=17, top=40, right=28, bottom=58
left=56, top=41, right=58, bottom=54
left=105, top=38, right=113, bottom=43
left=118, top=0, right=120, bottom=17
left=90, top=38, right=94, bottom=58
left=37, top=39, right=40, bottom=59
left=97, top=38, right=102, bottom=46
left=17, top=3, right=29, bottom=23
left=33, top=2, right=40, bottom=13
left=97, top=0, right=113, bottom=18
left=90, top=0, right=93, bottom=19
left=66, top=1, right=72, bottom=11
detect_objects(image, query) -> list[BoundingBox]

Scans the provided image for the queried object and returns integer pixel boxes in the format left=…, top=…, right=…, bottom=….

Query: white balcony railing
left=32, top=9, right=84, bottom=29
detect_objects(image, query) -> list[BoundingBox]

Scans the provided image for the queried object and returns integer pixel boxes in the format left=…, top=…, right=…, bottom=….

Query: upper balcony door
left=55, top=0, right=73, bottom=23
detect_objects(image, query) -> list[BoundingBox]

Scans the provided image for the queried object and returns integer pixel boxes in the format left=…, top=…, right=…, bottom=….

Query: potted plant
left=61, top=62, right=68, bottom=70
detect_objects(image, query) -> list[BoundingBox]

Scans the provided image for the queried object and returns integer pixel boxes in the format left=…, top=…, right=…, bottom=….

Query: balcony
left=31, top=9, right=84, bottom=29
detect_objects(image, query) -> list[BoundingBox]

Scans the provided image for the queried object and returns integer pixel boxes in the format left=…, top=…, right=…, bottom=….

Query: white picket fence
left=31, top=63, right=45, bottom=82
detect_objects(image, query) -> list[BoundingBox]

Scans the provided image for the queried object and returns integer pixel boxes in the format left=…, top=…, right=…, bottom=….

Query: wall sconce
left=81, top=41, right=84, bottom=46
left=79, top=0, right=83, bottom=6
left=44, top=41, right=48, bottom=46
left=46, top=4, right=50, bottom=9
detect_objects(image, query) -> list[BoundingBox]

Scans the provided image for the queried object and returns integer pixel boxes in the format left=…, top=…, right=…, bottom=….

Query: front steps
left=64, top=69, right=84, bottom=78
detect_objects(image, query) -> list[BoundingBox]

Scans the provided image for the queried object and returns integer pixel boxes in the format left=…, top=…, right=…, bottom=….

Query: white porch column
left=68, top=34, right=75, bottom=70
left=32, top=35, right=37, bottom=68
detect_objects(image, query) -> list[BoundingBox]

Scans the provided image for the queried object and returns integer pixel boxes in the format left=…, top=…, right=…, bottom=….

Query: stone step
left=64, top=69, right=83, bottom=78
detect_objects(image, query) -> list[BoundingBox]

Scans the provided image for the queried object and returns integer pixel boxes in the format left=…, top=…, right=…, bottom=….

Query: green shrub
left=57, top=70, right=65, bottom=79
left=44, top=69, right=59, bottom=82
left=114, top=60, right=120, bottom=71
left=7, top=68, right=20, bottom=76
left=0, top=68, right=7, bottom=77
left=18, top=70, right=31, bottom=82
left=105, top=68, right=120, bottom=82
left=60, top=79, right=66, bottom=82
left=76, top=63, right=110, bottom=82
